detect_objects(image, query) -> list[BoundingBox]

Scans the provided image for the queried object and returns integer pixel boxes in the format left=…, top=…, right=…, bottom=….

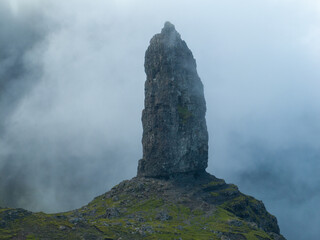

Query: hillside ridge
left=0, top=172, right=285, bottom=239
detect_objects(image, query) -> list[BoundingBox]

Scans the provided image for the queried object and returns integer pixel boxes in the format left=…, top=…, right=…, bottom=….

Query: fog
left=1, top=1, right=320, bottom=239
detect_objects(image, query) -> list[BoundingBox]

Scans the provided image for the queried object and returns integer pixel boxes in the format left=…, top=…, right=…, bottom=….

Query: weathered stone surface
left=137, top=22, right=208, bottom=177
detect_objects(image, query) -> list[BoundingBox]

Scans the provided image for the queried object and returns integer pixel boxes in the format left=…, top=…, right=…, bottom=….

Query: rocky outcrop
left=138, top=22, right=208, bottom=177
left=0, top=22, right=286, bottom=240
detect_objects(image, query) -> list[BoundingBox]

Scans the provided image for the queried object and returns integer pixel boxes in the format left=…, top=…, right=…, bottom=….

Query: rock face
left=138, top=22, right=208, bottom=177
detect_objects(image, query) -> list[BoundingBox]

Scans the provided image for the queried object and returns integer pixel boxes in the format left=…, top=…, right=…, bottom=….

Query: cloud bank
left=0, top=1, right=320, bottom=239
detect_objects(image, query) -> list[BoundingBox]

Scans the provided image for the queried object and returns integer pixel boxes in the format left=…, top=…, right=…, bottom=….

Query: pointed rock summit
left=0, top=22, right=286, bottom=240
left=138, top=22, right=208, bottom=177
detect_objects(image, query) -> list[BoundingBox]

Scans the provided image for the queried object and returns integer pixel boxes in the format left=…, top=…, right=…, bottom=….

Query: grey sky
left=0, top=1, right=320, bottom=239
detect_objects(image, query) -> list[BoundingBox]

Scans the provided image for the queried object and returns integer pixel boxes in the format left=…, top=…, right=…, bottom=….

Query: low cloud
left=0, top=1, right=319, bottom=239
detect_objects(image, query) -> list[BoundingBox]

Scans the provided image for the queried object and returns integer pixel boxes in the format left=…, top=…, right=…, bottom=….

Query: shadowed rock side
left=138, top=22, right=208, bottom=177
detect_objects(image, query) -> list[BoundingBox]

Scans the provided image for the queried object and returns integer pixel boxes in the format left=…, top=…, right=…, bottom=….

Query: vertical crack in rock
left=138, top=22, right=208, bottom=177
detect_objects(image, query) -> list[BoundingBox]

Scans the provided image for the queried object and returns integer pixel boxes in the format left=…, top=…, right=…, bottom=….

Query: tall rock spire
left=137, top=22, right=208, bottom=177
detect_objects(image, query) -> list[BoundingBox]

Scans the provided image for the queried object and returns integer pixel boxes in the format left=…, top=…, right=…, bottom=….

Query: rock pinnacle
left=137, top=22, right=208, bottom=177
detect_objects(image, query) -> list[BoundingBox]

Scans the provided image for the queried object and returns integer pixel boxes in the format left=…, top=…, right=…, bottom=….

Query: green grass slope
left=0, top=172, right=286, bottom=240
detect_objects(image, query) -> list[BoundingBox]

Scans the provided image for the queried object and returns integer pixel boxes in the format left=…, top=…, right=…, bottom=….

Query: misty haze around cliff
left=1, top=1, right=320, bottom=239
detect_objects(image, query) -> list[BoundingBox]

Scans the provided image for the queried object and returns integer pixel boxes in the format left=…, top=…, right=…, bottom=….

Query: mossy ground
left=177, top=105, right=192, bottom=124
left=0, top=173, right=284, bottom=240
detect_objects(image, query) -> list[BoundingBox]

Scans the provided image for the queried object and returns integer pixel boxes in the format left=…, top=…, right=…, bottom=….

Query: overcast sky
left=1, top=1, right=320, bottom=239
